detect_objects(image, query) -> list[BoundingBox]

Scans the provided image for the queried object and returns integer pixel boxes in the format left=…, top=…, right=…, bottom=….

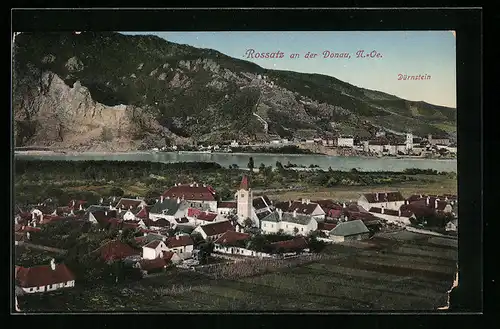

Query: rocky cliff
left=12, top=32, right=456, bottom=151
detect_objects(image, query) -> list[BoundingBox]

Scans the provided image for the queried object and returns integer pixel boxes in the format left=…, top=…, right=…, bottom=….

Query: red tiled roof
left=96, top=240, right=140, bottom=262
left=135, top=207, right=149, bottom=219
left=199, top=220, right=235, bottom=237
left=134, top=236, right=146, bottom=245
left=16, top=263, right=75, bottom=288
left=269, top=237, right=308, bottom=252
left=312, top=200, right=343, bottom=211
left=240, top=175, right=249, bottom=190
left=218, top=201, right=237, bottom=208
left=138, top=258, right=166, bottom=271
left=214, top=231, right=251, bottom=246
left=149, top=218, right=170, bottom=227
left=162, top=184, right=216, bottom=201
left=187, top=208, right=202, bottom=218
left=196, top=212, right=218, bottom=222
left=318, top=222, right=337, bottom=231
left=21, top=226, right=42, bottom=232
left=166, top=235, right=194, bottom=248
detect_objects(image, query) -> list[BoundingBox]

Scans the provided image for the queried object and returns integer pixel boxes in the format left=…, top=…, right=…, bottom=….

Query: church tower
left=236, top=175, right=253, bottom=224
left=405, top=132, right=413, bottom=152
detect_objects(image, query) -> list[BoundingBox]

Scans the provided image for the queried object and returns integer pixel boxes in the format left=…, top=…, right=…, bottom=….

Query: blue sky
left=121, top=31, right=456, bottom=108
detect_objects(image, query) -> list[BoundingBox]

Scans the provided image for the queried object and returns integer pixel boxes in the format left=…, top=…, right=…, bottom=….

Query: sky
left=121, top=31, right=456, bottom=108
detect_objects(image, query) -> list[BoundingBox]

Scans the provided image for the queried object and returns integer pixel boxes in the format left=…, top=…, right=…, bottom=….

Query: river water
left=14, top=152, right=457, bottom=173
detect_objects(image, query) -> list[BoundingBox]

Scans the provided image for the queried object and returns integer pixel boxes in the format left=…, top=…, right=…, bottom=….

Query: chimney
left=113, top=196, right=116, bottom=202
left=33, top=221, right=37, bottom=228
left=306, top=199, right=310, bottom=205
left=162, top=236, right=166, bottom=242
left=381, top=205, right=384, bottom=214
left=129, top=205, right=133, bottom=210
left=375, top=193, right=379, bottom=202
left=26, top=232, right=30, bottom=240
left=144, top=232, right=147, bottom=237
left=398, top=209, right=401, bottom=217
left=288, top=200, right=292, bottom=207
left=426, top=196, right=430, bottom=206
left=109, top=204, right=113, bottom=210
left=79, top=204, right=83, bottom=211
left=301, top=199, right=305, bottom=204
left=175, top=183, right=178, bottom=186
left=141, top=204, right=145, bottom=209
left=119, top=208, right=122, bottom=214
left=293, top=209, right=297, bottom=218
left=435, top=199, right=439, bottom=209
left=176, top=235, right=180, bottom=240
left=100, top=197, right=104, bottom=204
left=105, top=211, right=108, bottom=216
left=72, top=200, right=76, bottom=207
left=177, top=197, right=180, bottom=204
left=50, top=258, right=56, bottom=271
left=161, top=195, right=164, bottom=203
left=342, top=203, right=346, bottom=208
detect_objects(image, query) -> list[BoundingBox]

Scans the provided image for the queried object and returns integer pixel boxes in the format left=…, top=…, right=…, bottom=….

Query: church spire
left=240, top=175, right=250, bottom=190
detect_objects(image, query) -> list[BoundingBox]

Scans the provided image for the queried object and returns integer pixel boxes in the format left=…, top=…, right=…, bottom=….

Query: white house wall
left=214, top=244, right=272, bottom=258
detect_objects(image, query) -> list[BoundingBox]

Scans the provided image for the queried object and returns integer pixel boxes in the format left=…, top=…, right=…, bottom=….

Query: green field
left=18, top=231, right=457, bottom=312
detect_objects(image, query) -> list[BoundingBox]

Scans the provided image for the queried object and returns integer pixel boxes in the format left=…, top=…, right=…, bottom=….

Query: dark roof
left=134, top=207, right=149, bottom=219
left=214, top=231, right=251, bottom=246
left=240, top=175, right=250, bottom=190
left=162, top=184, right=216, bottom=201
left=198, top=220, right=234, bottom=237
left=261, top=211, right=280, bottom=223
left=269, top=237, right=308, bottom=252
left=252, top=196, right=272, bottom=210
left=281, top=213, right=314, bottom=225
left=95, top=240, right=140, bottom=261
left=256, top=210, right=272, bottom=220
left=149, top=218, right=170, bottom=227
left=218, top=201, right=237, bottom=208
left=361, top=192, right=405, bottom=203
left=149, top=198, right=182, bottom=216
left=144, top=240, right=164, bottom=249
left=16, top=263, right=75, bottom=288
left=89, top=210, right=118, bottom=223
left=312, top=200, right=343, bottom=211
left=166, top=235, right=194, bottom=248
left=329, top=220, right=369, bottom=236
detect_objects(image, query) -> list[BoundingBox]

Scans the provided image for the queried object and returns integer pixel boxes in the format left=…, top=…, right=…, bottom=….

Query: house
left=217, top=201, right=237, bottom=217
left=114, top=197, right=147, bottom=211
left=161, top=182, right=218, bottom=212
left=87, top=209, right=118, bottom=225
left=142, top=240, right=168, bottom=260
left=336, top=135, right=354, bottom=148
left=15, top=260, right=75, bottom=294
left=367, top=207, right=413, bottom=225
left=192, top=220, right=235, bottom=241
left=313, top=200, right=344, bottom=219
left=148, top=218, right=171, bottom=231
left=401, top=196, right=453, bottom=219
left=190, top=211, right=219, bottom=226
left=328, top=219, right=370, bottom=243
left=357, top=191, right=405, bottom=211
left=446, top=219, right=458, bottom=232
left=317, top=222, right=338, bottom=235
left=135, top=257, right=168, bottom=275
left=428, top=134, right=450, bottom=146
left=213, top=231, right=270, bottom=258
left=260, top=209, right=318, bottom=236
left=149, top=196, right=189, bottom=224
left=94, top=240, right=141, bottom=262
left=275, top=199, right=326, bottom=221
left=268, top=236, right=309, bottom=257
left=165, top=234, right=194, bottom=258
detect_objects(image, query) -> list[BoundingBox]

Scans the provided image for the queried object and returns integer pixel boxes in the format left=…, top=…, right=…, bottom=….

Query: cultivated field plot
left=18, top=231, right=457, bottom=312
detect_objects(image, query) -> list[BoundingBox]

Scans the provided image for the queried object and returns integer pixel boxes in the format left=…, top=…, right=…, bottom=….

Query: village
left=13, top=173, right=458, bottom=311
left=158, top=132, right=457, bottom=158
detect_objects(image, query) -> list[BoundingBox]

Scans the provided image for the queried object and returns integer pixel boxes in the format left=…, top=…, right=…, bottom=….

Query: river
left=14, top=151, right=457, bottom=172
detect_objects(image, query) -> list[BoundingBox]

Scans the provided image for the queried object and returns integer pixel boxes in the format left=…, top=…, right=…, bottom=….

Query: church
left=234, top=175, right=274, bottom=228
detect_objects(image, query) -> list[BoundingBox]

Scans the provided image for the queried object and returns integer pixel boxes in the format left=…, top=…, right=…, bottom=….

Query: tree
left=248, top=157, right=254, bottom=172
left=259, top=163, right=266, bottom=173
left=293, top=227, right=299, bottom=235
left=243, top=217, right=254, bottom=228
left=191, top=232, right=205, bottom=247
left=109, top=187, right=124, bottom=197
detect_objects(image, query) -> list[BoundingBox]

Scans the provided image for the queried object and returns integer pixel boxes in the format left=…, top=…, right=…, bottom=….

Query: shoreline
left=14, top=150, right=457, bottom=161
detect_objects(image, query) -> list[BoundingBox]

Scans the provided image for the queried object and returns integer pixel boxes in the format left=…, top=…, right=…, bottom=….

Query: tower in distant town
left=405, top=132, right=413, bottom=152
left=236, top=175, right=253, bottom=223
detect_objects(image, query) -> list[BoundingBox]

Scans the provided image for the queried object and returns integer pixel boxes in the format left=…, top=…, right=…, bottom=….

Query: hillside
left=12, top=32, right=456, bottom=151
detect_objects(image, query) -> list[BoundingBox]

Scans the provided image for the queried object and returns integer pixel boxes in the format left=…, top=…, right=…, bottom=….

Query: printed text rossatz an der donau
left=244, top=49, right=383, bottom=59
